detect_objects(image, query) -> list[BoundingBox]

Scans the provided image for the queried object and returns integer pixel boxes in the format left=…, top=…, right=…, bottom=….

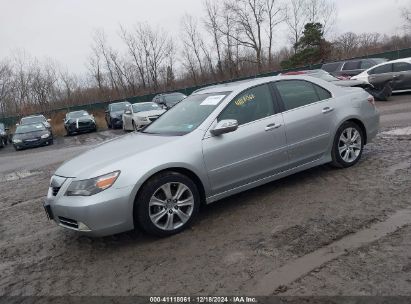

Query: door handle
left=322, top=107, right=334, bottom=114
left=265, top=123, right=282, bottom=131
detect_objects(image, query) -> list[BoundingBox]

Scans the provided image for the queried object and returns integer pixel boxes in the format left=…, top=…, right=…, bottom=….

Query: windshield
left=21, top=116, right=45, bottom=124
left=16, top=123, right=46, bottom=133
left=164, top=94, right=186, bottom=104
left=132, top=102, right=161, bottom=113
left=143, top=92, right=230, bottom=135
left=67, top=111, right=89, bottom=119
left=110, top=102, right=130, bottom=112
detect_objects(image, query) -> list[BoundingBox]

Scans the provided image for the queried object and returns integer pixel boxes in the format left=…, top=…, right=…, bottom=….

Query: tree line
left=1, top=0, right=411, bottom=117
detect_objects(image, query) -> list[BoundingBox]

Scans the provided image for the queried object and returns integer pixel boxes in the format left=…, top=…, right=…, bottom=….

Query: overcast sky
left=0, top=0, right=409, bottom=75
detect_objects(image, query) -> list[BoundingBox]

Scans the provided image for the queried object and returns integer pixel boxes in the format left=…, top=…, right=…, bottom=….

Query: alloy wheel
left=148, top=182, right=194, bottom=231
left=338, top=127, right=362, bottom=163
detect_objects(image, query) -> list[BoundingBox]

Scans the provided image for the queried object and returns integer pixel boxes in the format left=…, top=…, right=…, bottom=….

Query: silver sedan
left=44, top=76, right=379, bottom=237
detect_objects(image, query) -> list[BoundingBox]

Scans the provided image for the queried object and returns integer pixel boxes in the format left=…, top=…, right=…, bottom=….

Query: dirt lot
left=0, top=94, right=411, bottom=296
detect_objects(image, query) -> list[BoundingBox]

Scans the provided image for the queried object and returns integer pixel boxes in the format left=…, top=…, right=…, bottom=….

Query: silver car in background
left=122, top=102, right=166, bottom=131
left=44, top=76, right=379, bottom=237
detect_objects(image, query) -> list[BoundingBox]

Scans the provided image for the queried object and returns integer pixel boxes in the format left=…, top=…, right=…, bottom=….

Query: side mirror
left=47, top=119, right=51, bottom=122
left=16, top=123, right=19, bottom=126
left=210, top=119, right=238, bottom=136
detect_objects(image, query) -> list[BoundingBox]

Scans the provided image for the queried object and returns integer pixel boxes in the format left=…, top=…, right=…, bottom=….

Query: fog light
left=78, top=222, right=91, bottom=232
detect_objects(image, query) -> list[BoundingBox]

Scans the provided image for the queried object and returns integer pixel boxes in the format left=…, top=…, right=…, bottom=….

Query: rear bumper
left=365, top=111, right=380, bottom=144
left=44, top=182, right=135, bottom=237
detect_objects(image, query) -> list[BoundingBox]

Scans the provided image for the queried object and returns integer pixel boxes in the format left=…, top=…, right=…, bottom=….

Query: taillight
left=367, top=95, right=375, bottom=106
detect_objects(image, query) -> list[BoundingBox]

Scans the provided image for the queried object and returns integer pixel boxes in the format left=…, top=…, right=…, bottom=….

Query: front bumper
left=111, top=117, right=123, bottom=128
left=44, top=179, right=135, bottom=237
left=14, top=137, right=52, bottom=149
left=66, top=122, right=96, bottom=133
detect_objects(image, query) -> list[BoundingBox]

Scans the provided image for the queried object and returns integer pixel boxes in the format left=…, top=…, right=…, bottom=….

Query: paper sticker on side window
left=234, top=94, right=255, bottom=106
left=200, top=95, right=226, bottom=106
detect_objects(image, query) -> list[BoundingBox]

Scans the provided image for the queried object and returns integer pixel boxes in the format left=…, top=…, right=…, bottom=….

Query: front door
left=202, top=84, right=289, bottom=195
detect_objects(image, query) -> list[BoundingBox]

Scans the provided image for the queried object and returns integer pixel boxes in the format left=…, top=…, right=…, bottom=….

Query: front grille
left=52, top=187, right=61, bottom=196
left=58, top=216, right=79, bottom=229
left=78, top=121, right=92, bottom=127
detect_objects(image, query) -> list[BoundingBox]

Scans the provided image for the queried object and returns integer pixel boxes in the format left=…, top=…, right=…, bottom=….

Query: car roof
left=192, top=75, right=331, bottom=95
left=365, top=57, right=411, bottom=71
left=22, top=114, right=45, bottom=119
left=110, top=101, right=130, bottom=105
left=133, top=102, right=154, bottom=105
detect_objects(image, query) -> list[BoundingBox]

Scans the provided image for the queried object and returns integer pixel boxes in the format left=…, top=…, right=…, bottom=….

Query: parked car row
left=280, top=69, right=393, bottom=101
left=319, top=56, right=411, bottom=100
left=104, top=92, right=187, bottom=131
left=1, top=92, right=187, bottom=152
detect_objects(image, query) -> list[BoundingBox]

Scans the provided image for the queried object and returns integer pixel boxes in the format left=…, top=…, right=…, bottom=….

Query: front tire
left=331, top=121, right=364, bottom=168
left=135, top=172, right=200, bottom=237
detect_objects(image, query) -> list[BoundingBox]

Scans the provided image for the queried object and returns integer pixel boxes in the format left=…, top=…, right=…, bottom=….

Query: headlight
left=41, top=133, right=50, bottom=139
left=65, top=171, right=120, bottom=196
left=13, top=139, right=22, bottom=143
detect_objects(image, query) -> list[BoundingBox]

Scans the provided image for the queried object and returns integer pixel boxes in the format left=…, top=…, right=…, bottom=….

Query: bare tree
left=119, top=25, right=148, bottom=89
left=137, top=23, right=174, bottom=91
left=334, top=32, right=359, bottom=59
left=402, top=1, right=411, bottom=30
left=305, top=0, right=337, bottom=35
left=0, top=60, right=14, bottom=115
left=286, top=0, right=308, bottom=53
left=265, top=0, right=286, bottom=66
left=203, top=0, right=224, bottom=77
left=181, top=15, right=206, bottom=76
left=92, top=29, right=120, bottom=95
left=87, top=45, right=104, bottom=92
left=221, top=0, right=266, bottom=72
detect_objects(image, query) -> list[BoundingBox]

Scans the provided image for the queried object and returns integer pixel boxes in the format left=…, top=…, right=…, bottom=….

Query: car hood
left=55, top=132, right=179, bottom=179
left=330, top=79, right=371, bottom=88
left=134, top=109, right=166, bottom=117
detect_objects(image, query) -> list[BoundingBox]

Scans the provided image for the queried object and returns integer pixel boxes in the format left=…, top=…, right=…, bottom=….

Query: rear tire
left=134, top=171, right=200, bottom=237
left=331, top=121, right=364, bottom=168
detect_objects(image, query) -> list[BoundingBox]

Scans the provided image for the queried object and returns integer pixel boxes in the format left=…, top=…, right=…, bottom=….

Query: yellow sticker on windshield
left=234, top=94, right=255, bottom=106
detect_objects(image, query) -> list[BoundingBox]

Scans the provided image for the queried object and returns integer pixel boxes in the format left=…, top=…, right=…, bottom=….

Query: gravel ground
left=0, top=94, right=410, bottom=296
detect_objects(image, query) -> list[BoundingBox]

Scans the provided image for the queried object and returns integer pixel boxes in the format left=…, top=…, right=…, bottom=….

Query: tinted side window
left=313, top=84, right=332, bottom=100
left=275, top=80, right=320, bottom=111
left=322, top=62, right=341, bottom=72
left=342, top=61, right=361, bottom=70
left=218, top=84, right=274, bottom=125
left=361, top=60, right=374, bottom=69
left=369, top=64, right=393, bottom=75
left=393, top=62, right=411, bottom=72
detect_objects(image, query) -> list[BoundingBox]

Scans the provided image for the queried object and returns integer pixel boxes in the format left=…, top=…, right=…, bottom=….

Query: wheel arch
left=336, top=117, right=368, bottom=145
left=131, top=167, right=207, bottom=224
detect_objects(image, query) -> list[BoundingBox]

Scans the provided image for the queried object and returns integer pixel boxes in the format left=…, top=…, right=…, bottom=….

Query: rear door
left=202, top=84, right=288, bottom=195
left=392, top=62, right=411, bottom=90
left=368, top=63, right=394, bottom=88
left=273, top=80, right=336, bottom=168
